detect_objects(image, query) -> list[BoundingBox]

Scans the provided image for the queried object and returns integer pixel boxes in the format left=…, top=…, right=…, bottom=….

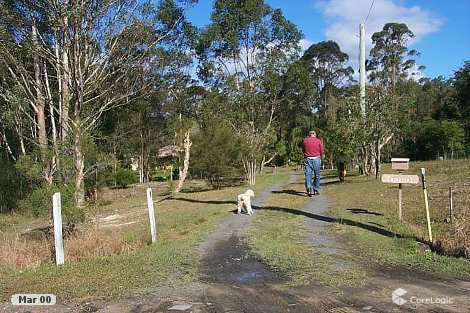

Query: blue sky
left=186, top=0, right=470, bottom=80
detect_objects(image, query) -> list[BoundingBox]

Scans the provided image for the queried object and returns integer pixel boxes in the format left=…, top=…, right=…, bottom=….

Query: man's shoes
left=307, top=188, right=320, bottom=196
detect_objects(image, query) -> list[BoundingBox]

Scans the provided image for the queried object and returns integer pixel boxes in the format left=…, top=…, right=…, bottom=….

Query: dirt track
left=3, top=172, right=470, bottom=313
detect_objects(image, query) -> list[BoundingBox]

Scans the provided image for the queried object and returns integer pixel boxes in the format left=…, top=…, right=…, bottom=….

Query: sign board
left=381, top=174, right=419, bottom=184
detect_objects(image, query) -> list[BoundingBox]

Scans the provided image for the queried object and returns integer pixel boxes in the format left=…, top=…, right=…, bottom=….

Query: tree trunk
left=244, top=158, right=257, bottom=186
left=359, top=143, right=370, bottom=176
left=60, top=35, right=70, bottom=142
left=68, top=13, right=87, bottom=208
left=174, top=130, right=192, bottom=193
left=15, top=113, right=26, bottom=155
left=260, top=153, right=277, bottom=174
left=43, top=64, right=58, bottom=184
left=32, top=23, right=55, bottom=185
left=375, top=139, right=380, bottom=179
left=0, top=127, right=16, bottom=161
left=373, top=133, right=393, bottom=179
left=73, top=128, right=85, bottom=208
left=32, top=24, right=47, bottom=148
left=139, top=129, right=144, bottom=183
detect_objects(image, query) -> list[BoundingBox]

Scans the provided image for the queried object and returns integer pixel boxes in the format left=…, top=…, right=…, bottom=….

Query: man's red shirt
left=302, top=136, right=324, bottom=158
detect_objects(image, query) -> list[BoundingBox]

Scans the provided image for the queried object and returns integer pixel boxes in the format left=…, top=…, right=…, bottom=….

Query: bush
left=17, top=183, right=78, bottom=221
left=114, top=168, right=138, bottom=188
left=100, top=168, right=138, bottom=188
left=0, top=158, right=26, bottom=212
left=191, top=124, right=245, bottom=189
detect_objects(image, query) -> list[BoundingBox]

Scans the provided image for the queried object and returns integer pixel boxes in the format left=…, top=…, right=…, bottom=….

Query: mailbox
left=391, top=158, right=409, bottom=171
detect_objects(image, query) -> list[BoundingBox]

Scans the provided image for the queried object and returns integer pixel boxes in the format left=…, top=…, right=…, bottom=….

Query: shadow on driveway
left=255, top=205, right=410, bottom=239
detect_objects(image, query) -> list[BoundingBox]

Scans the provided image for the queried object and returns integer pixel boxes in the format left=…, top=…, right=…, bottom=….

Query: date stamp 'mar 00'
left=11, top=294, right=56, bottom=306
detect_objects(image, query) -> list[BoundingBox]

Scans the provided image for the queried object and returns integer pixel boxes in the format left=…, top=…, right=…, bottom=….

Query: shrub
left=64, top=227, right=139, bottom=261
left=17, top=183, right=77, bottom=221
left=100, top=168, right=138, bottom=188
left=113, top=168, right=138, bottom=188
left=191, top=125, right=245, bottom=189
left=0, top=157, right=26, bottom=212
left=0, top=234, right=52, bottom=269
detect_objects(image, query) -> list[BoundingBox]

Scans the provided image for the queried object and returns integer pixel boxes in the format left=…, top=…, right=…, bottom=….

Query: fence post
left=146, top=188, right=157, bottom=243
left=52, top=192, right=64, bottom=265
left=449, top=186, right=453, bottom=223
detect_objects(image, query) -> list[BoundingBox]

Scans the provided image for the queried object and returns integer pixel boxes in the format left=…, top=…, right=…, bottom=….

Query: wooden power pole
left=359, top=23, right=366, bottom=116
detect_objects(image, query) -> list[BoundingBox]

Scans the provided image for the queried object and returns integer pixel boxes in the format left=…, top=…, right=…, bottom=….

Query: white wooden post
left=52, top=192, right=64, bottom=265
left=146, top=188, right=157, bottom=243
left=449, top=186, right=454, bottom=223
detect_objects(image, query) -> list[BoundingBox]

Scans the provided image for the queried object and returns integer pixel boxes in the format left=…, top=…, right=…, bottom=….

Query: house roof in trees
left=157, top=145, right=181, bottom=159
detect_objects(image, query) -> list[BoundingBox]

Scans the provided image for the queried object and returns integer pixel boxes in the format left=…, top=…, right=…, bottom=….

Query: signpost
left=381, top=158, right=419, bottom=221
left=382, top=159, right=434, bottom=244
left=381, top=174, right=419, bottom=184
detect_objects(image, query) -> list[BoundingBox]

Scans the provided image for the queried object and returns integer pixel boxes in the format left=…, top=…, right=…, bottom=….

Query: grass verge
left=325, top=159, right=470, bottom=277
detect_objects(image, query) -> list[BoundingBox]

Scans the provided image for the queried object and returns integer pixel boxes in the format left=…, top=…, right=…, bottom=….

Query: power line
left=364, top=0, right=376, bottom=25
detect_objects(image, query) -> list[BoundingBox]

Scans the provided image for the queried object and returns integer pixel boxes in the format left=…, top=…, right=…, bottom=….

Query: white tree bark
left=174, top=130, right=192, bottom=193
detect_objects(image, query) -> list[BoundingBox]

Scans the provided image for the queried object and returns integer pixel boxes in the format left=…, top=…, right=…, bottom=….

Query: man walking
left=302, top=130, right=325, bottom=196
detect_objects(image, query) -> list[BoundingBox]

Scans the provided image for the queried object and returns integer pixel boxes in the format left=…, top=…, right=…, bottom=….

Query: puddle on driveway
left=198, top=234, right=285, bottom=286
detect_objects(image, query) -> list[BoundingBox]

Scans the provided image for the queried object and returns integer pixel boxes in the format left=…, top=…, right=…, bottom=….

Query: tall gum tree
left=0, top=0, right=59, bottom=183
left=196, top=0, right=302, bottom=185
left=301, top=40, right=354, bottom=113
left=454, top=61, right=470, bottom=146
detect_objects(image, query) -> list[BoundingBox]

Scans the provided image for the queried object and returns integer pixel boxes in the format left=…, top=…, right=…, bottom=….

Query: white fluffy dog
left=237, top=189, right=255, bottom=215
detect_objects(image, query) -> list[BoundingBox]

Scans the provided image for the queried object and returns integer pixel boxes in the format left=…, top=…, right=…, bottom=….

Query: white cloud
left=314, top=0, right=443, bottom=75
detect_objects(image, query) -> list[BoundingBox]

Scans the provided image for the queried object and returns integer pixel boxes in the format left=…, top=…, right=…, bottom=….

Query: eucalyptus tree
left=367, top=22, right=424, bottom=88
left=0, top=0, right=197, bottom=208
left=297, top=40, right=355, bottom=168
left=301, top=40, right=354, bottom=114
left=362, top=85, right=416, bottom=177
left=0, top=0, right=56, bottom=180
left=160, top=18, right=200, bottom=193
left=412, top=77, right=456, bottom=121
left=416, top=119, right=465, bottom=160
left=454, top=61, right=470, bottom=149
left=275, top=59, right=314, bottom=165
left=195, top=0, right=302, bottom=185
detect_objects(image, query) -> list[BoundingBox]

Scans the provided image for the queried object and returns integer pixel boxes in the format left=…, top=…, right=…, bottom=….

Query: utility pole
left=359, top=23, right=366, bottom=116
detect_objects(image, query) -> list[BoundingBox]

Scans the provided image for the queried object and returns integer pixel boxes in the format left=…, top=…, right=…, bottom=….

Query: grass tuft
left=0, top=235, right=52, bottom=269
